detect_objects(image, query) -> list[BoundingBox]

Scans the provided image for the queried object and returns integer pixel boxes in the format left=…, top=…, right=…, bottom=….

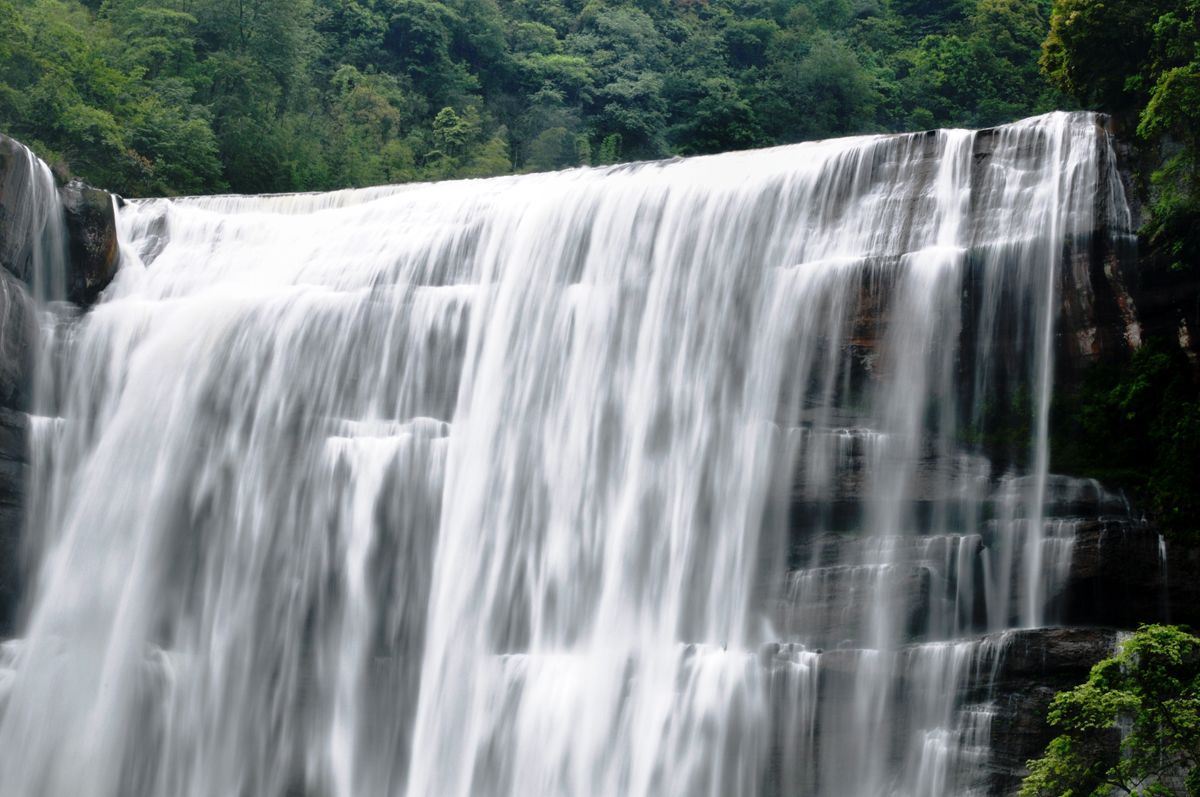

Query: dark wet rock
left=987, top=627, right=1119, bottom=795
left=1053, top=119, right=1200, bottom=377
left=1051, top=517, right=1200, bottom=631
left=60, top=179, right=119, bottom=305
left=0, top=501, right=23, bottom=636
left=1109, top=121, right=1200, bottom=373
left=1, top=134, right=120, bottom=307
left=761, top=628, right=1117, bottom=795
left=0, top=135, right=29, bottom=280
left=0, top=134, right=61, bottom=635
left=0, top=408, right=26, bottom=635
left=0, top=188, right=37, bottom=631
left=995, top=627, right=1117, bottom=683
left=0, top=132, right=123, bottom=636
left=1060, top=519, right=1168, bottom=628
left=0, top=268, right=36, bottom=412
left=1165, top=543, right=1200, bottom=626
left=774, top=562, right=935, bottom=649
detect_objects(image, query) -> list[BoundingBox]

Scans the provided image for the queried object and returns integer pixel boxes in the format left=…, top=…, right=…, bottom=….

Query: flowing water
left=0, top=112, right=1131, bottom=796
left=0, top=141, right=69, bottom=301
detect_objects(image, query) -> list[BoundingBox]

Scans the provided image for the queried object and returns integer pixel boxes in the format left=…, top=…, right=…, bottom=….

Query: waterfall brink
left=0, top=112, right=1130, bottom=796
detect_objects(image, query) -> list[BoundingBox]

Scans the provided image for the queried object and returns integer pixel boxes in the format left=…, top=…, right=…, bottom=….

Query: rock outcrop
left=976, top=117, right=1200, bottom=793
left=775, top=116, right=1199, bottom=794
left=1, top=133, right=121, bottom=304
left=60, top=179, right=120, bottom=305
left=986, top=627, right=1120, bottom=794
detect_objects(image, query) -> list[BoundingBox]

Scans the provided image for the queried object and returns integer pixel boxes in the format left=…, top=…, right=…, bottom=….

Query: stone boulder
left=60, top=179, right=119, bottom=305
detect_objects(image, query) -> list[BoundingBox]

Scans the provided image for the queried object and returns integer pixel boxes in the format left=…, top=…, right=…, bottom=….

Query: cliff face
left=0, top=133, right=119, bottom=632
left=765, top=117, right=1197, bottom=793
left=1047, top=117, right=1200, bottom=628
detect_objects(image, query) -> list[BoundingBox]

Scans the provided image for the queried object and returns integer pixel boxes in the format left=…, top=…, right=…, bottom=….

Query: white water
left=0, top=113, right=1129, bottom=795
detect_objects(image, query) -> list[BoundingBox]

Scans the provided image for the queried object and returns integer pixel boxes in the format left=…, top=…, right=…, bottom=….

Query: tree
left=1136, top=3, right=1200, bottom=272
left=1041, top=0, right=1159, bottom=111
left=667, top=75, right=761, bottom=154
left=1021, top=625, right=1200, bottom=797
left=786, top=34, right=878, bottom=139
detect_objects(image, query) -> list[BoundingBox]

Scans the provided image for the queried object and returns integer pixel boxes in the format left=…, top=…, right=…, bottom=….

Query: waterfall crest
left=0, top=112, right=1130, bottom=796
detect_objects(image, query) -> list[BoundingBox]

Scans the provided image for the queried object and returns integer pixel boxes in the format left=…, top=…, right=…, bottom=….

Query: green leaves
left=1022, top=625, right=1200, bottom=797
left=1043, top=0, right=1200, bottom=274
left=0, top=0, right=1065, bottom=195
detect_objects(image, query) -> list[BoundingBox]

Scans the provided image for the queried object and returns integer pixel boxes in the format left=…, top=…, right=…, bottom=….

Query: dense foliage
left=0, top=0, right=1061, bottom=196
left=1021, top=625, right=1200, bottom=797
left=1044, top=0, right=1200, bottom=271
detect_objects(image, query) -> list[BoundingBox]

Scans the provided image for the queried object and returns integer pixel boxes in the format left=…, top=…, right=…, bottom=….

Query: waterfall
left=0, top=112, right=1129, bottom=796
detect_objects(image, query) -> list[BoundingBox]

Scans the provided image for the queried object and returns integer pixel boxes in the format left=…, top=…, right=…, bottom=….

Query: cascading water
left=0, top=112, right=1131, bottom=796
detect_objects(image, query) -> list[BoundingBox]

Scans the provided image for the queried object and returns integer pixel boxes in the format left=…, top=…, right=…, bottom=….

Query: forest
left=0, top=0, right=1062, bottom=196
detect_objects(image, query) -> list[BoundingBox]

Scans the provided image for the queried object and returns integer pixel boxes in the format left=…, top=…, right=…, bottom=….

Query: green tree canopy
left=1022, top=625, right=1200, bottom=797
left=0, top=0, right=1066, bottom=196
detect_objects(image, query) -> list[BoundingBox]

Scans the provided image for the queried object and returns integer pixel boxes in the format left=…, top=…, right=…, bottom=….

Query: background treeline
left=0, top=0, right=1060, bottom=196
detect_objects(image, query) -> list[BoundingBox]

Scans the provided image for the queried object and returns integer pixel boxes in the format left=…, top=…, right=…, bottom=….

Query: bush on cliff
left=1022, top=624, right=1200, bottom=797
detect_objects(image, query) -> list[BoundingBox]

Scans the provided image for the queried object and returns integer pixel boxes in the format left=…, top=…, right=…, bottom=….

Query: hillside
left=0, top=0, right=1059, bottom=196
